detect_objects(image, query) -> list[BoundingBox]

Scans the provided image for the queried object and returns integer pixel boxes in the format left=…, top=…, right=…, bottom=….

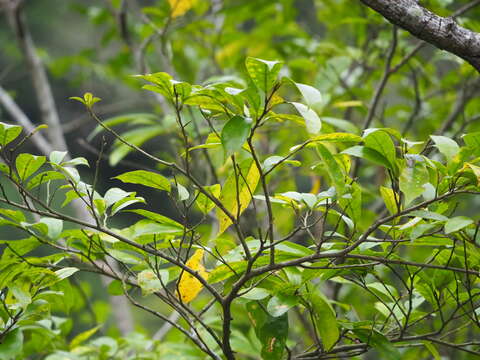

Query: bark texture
left=360, top=0, right=480, bottom=72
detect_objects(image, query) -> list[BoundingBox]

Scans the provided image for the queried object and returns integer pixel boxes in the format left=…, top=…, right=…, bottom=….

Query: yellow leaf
left=177, top=249, right=208, bottom=303
left=309, top=176, right=321, bottom=194
left=332, top=100, right=363, bottom=108
left=168, top=0, right=195, bottom=18
left=217, top=159, right=260, bottom=235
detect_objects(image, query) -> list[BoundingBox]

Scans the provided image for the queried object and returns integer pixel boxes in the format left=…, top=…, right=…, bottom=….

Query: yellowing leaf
left=177, top=249, right=208, bottom=303
left=332, top=100, right=363, bottom=108
left=168, top=0, right=195, bottom=18
left=217, top=159, right=260, bottom=235
left=463, top=163, right=480, bottom=185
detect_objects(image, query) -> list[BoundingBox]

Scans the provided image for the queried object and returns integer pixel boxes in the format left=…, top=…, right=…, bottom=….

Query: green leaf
left=267, top=294, right=299, bottom=317
left=430, top=135, right=460, bottom=160
left=322, top=117, right=359, bottom=134
left=463, top=132, right=480, bottom=149
left=127, top=209, right=184, bottom=229
left=399, top=161, right=429, bottom=206
left=108, top=250, right=141, bottom=264
left=110, top=195, right=145, bottom=215
left=247, top=301, right=289, bottom=360
left=308, top=292, right=339, bottom=351
left=217, top=159, right=260, bottom=234
left=16, top=153, right=46, bottom=181
left=69, top=92, right=101, bottom=108
left=0, top=329, right=23, bottom=360
left=291, top=81, right=323, bottom=110
left=353, top=328, right=400, bottom=360
left=364, top=130, right=398, bottom=173
left=27, top=171, right=65, bottom=190
left=408, top=210, right=448, bottom=221
left=342, top=146, right=392, bottom=170
left=221, top=115, right=251, bottom=159
left=104, top=188, right=133, bottom=208
left=114, top=170, right=171, bottom=192
left=138, top=269, right=169, bottom=295
left=240, top=288, right=270, bottom=300
left=245, top=57, right=283, bottom=93
left=0, top=122, right=22, bottom=147
left=137, top=72, right=174, bottom=100
left=69, top=326, right=101, bottom=349
left=49, top=151, right=68, bottom=165
left=39, top=217, right=63, bottom=239
left=177, top=183, right=189, bottom=201
left=263, top=156, right=301, bottom=172
left=196, top=184, right=221, bottom=214
left=311, top=132, right=362, bottom=143
left=422, top=341, right=441, bottom=360
left=444, top=216, right=473, bottom=234
left=55, top=267, right=79, bottom=280
left=291, top=102, right=321, bottom=134
left=316, top=143, right=346, bottom=194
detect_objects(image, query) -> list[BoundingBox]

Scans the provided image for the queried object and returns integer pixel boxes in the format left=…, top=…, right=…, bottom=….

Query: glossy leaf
left=221, top=115, right=251, bottom=159
left=16, top=153, right=46, bottom=181
left=0, top=122, right=22, bottom=147
left=114, top=170, right=171, bottom=192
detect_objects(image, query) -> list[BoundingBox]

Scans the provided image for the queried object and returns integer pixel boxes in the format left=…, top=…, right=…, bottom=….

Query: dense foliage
left=1, top=1, right=480, bottom=359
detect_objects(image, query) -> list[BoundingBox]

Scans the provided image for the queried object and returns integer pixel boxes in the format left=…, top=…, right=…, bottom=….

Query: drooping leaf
left=177, top=249, right=208, bottom=303
left=291, top=102, right=321, bottom=134
left=364, top=129, right=398, bottom=174
left=430, top=135, right=460, bottom=160
left=444, top=216, right=473, bottom=234
left=308, top=292, right=339, bottom=351
left=221, top=115, right=251, bottom=159
left=290, top=80, right=323, bottom=110
left=380, top=186, right=399, bottom=215
left=342, top=146, right=392, bottom=170
left=247, top=301, right=289, bottom=360
left=316, top=143, right=346, bottom=195
left=217, top=159, right=260, bottom=234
